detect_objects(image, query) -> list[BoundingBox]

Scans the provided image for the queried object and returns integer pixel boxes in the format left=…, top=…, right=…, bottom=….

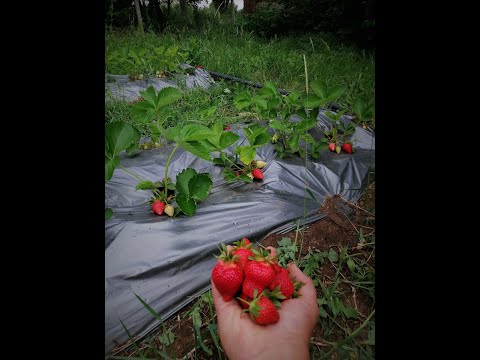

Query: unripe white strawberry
left=247, top=173, right=254, bottom=180
left=164, top=204, right=174, bottom=217
left=256, top=160, right=266, bottom=169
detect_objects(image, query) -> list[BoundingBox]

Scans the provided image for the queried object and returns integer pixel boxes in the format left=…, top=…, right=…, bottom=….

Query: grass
left=106, top=19, right=375, bottom=110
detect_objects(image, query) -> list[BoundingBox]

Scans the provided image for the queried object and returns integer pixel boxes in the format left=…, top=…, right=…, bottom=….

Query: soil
left=109, top=183, right=375, bottom=360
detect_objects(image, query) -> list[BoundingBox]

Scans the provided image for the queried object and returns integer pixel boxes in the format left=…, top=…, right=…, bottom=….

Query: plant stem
left=164, top=144, right=180, bottom=198
left=119, top=165, right=144, bottom=182
left=221, top=151, right=243, bottom=171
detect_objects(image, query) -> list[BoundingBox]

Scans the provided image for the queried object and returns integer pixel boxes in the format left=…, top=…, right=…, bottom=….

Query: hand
left=211, top=247, right=319, bottom=360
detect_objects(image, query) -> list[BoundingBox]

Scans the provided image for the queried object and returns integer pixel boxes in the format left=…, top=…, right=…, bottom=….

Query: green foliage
left=175, top=168, right=213, bottom=216
left=105, top=122, right=141, bottom=181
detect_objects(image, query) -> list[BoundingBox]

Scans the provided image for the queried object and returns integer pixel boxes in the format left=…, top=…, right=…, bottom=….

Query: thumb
left=211, top=278, right=243, bottom=322
left=287, top=263, right=317, bottom=301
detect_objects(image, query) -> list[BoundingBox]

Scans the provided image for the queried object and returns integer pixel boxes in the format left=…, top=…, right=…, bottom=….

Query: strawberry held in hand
left=211, top=244, right=244, bottom=302
left=269, top=267, right=295, bottom=299
left=247, top=295, right=280, bottom=325
left=232, top=238, right=254, bottom=269
left=242, top=248, right=275, bottom=298
left=151, top=199, right=166, bottom=215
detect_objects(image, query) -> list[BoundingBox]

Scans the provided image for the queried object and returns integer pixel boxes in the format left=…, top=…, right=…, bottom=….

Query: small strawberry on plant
left=224, top=125, right=231, bottom=131
left=342, top=142, right=353, bottom=154
left=252, top=168, right=263, bottom=180
left=164, top=204, right=175, bottom=217
left=151, top=199, right=166, bottom=215
left=335, top=145, right=341, bottom=154
left=328, top=143, right=336, bottom=152
left=255, top=160, right=267, bottom=169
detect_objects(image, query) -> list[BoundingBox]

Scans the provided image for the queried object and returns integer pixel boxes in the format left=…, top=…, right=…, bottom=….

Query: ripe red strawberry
left=211, top=245, right=244, bottom=302
left=328, top=143, right=336, bottom=152
left=243, top=293, right=280, bottom=325
left=198, top=65, right=203, bottom=68
left=244, top=251, right=275, bottom=291
left=269, top=272, right=295, bottom=299
left=242, top=277, right=265, bottom=298
left=238, top=293, right=252, bottom=309
left=232, top=238, right=254, bottom=269
left=252, top=168, right=263, bottom=180
left=241, top=238, right=251, bottom=245
left=151, top=200, right=165, bottom=215
left=342, top=142, right=353, bottom=154
left=272, top=263, right=287, bottom=275
left=224, top=125, right=231, bottom=131
left=232, top=248, right=253, bottom=269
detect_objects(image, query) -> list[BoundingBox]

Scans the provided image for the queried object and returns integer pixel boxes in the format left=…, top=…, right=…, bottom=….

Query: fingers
left=266, top=246, right=277, bottom=259
left=287, top=263, right=318, bottom=303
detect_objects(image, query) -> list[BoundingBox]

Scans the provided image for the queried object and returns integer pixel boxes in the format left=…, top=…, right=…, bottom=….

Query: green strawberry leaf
left=238, top=146, right=256, bottom=165
left=269, top=119, right=290, bottom=132
left=180, top=140, right=213, bottom=161
left=253, top=96, right=268, bottom=109
left=138, top=86, right=158, bottom=107
left=105, top=156, right=120, bottom=182
left=303, top=95, right=323, bottom=109
left=287, top=133, right=299, bottom=150
left=131, top=100, right=157, bottom=124
left=176, top=192, right=196, bottom=216
left=176, top=168, right=197, bottom=197
left=327, top=85, right=346, bottom=101
left=295, top=117, right=317, bottom=132
left=105, top=208, right=113, bottom=220
left=311, top=80, right=328, bottom=99
left=180, top=124, right=214, bottom=142
left=189, top=173, right=212, bottom=202
left=234, top=92, right=252, bottom=110
left=135, top=180, right=156, bottom=191
left=157, top=87, right=182, bottom=109
left=105, top=122, right=140, bottom=158
left=239, top=174, right=253, bottom=183
left=219, top=131, right=239, bottom=149
left=258, top=81, right=278, bottom=97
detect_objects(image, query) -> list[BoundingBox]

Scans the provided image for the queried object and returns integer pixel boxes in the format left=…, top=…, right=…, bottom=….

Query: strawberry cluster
left=328, top=142, right=353, bottom=154
left=211, top=239, right=303, bottom=326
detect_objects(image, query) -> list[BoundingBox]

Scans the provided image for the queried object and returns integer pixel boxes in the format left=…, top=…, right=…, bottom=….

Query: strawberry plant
left=130, top=85, right=183, bottom=145
left=352, top=97, right=374, bottom=127
left=134, top=122, right=216, bottom=217
left=200, top=122, right=270, bottom=183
